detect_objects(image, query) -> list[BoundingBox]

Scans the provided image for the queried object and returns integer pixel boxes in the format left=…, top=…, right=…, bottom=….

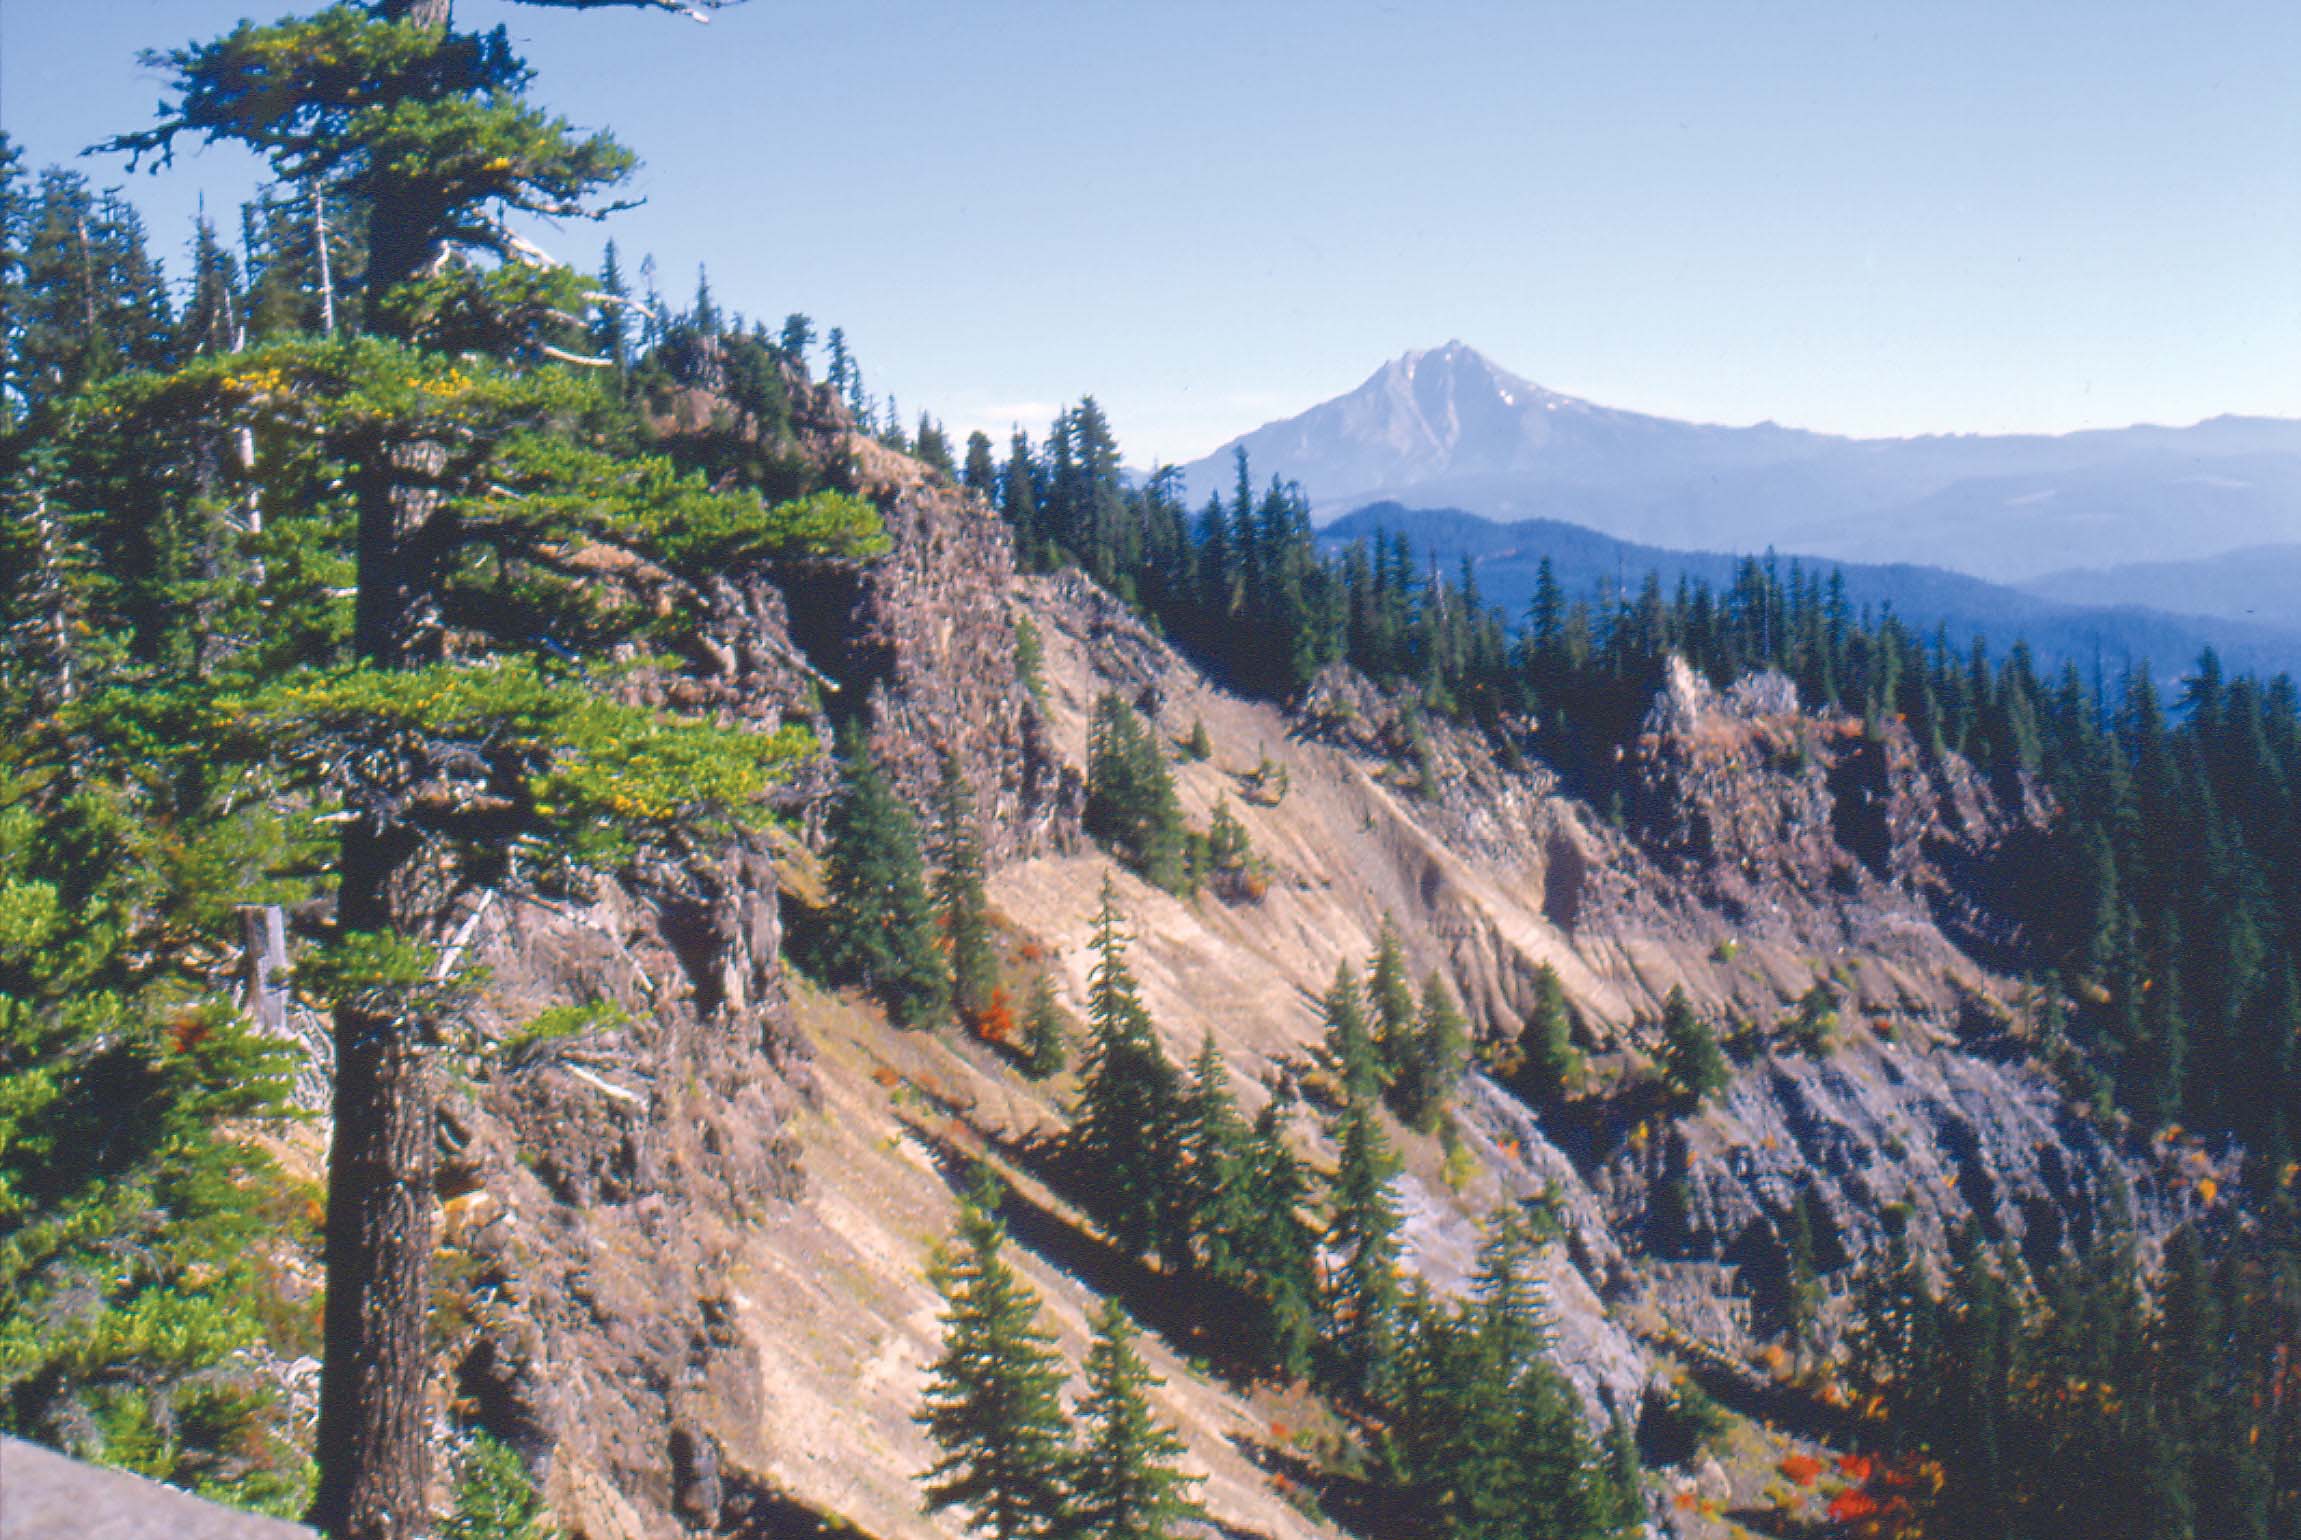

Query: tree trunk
left=309, top=437, right=439, bottom=1537
left=310, top=810, right=433, bottom=1540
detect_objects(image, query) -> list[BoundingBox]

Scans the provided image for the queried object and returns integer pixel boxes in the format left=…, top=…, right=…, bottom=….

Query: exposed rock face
left=1597, top=1032, right=2134, bottom=1349
left=998, top=572, right=2158, bottom=1385
left=787, top=387, right=1078, bottom=863
left=1624, top=657, right=2031, bottom=966
left=435, top=848, right=806, bottom=1540
left=391, top=403, right=2164, bottom=1534
left=412, top=386, right=1090, bottom=1539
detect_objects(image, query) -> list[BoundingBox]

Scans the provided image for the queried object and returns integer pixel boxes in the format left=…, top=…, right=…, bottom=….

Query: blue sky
left=7, top=1, right=2300, bottom=464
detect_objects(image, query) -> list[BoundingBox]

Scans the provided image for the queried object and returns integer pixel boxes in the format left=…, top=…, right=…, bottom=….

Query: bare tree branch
left=538, top=344, right=615, bottom=367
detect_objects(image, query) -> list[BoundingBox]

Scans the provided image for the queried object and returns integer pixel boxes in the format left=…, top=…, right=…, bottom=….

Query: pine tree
left=102, top=8, right=782, bottom=1532
left=918, top=1174, right=1075, bottom=1540
left=823, top=726, right=949, bottom=1029
left=1515, top=962, right=1585, bottom=1101
left=1084, top=693, right=1190, bottom=893
left=1320, top=961, right=1382, bottom=1102
left=1021, top=973, right=1070, bottom=1080
left=1365, top=916, right=1418, bottom=1080
left=933, top=751, right=998, bottom=1027
left=1069, top=1303, right=1205, bottom=1540
left=1324, top=1081, right=1404, bottom=1403
left=1168, top=1032, right=1251, bottom=1283
left=1657, top=986, right=1730, bottom=1106
left=1391, top=970, right=1468, bottom=1134
left=1066, top=878, right=1180, bottom=1256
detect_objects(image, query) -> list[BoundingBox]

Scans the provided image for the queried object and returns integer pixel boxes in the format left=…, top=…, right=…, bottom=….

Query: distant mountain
left=1323, top=501, right=2301, bottom=683
left=1182, top=342, right=2301, bottom=583
left=2023, top=544, right=2301, bottom=631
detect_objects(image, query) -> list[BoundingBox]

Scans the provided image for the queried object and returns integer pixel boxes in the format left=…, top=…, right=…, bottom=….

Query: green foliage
left=224, top=656, right=814, bottom=874
left=1508, top=962, right=1585, bottom=1101
left=0, top=734, right=311, bottom=1514
left=1365, top=917, right=1418, bottom=1081
left=1837, top=1213, right=2301, bottom=1540
left=1084, top=693, right=1191, bottom=894
left=820, top=728, right=948, bottom=1030
left=1181, top=717, right=1211, bottom=761
left=1200, top=797, right=1264, bottom=902
left=500, top=998, right=626, bottom=1067
left=443, top=1432, right=555, bottom=1540
left=1019, top=974, right=1070, bottom=1080
left=1320, top=962, right=1382, bottom=1103
left=1390, top=971, right=1469, bottom=1135
left=1656, top=987, right=1730, bottom=1107
left=1013, top=613, right=1046, bottom=704
left=1783, top=979, right=1839, bottom=1055
left=1323, top=1081, right=1405, bottom=1404
left=1231, top=1102, right=1323, bottom=1382
left=1065, top=879, right=1180, bottom=1256
left=1381, top=1208, right=1633, bottom=1540
left=917, top=1174, right=1074, bottom=1540
left=1168, top=1033, right=1252, bottom=1281
left=933, top=753, right=998, bottom=1027
left=1068, top=1303, right=1205, bottom=1540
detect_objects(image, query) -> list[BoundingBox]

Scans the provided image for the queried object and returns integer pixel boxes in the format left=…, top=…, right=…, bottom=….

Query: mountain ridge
left=1320, top=500, right=2301, bottom=682
left=1180, top=343, right=2301, bottom=582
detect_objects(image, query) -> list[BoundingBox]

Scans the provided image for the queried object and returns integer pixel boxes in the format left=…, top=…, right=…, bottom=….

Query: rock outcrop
left=367, top=403, right=2165, bottom=1537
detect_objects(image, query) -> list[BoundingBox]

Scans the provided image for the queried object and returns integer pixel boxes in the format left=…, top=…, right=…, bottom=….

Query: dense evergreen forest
left=4, top=5, right=2301, bottom=1537
left=970, top=402, right=2301, bottom=1536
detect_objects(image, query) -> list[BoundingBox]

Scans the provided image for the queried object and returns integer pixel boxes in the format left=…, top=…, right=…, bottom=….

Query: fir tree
left=1021, top=973, right=1070, bottom=1080
left=1084, top=692, right=1191, bottom=894
left=823, top=727, right=949, bottom=1029
left=591, top=239, right=631, bottom=374
left=933, top=751, right=998, bottom=1027
left=1365, top=915, right=1418, bottom=1079
left=1391, top=970, right=1469, bottom=1134
left=1321, top=961, right=1382, bottom=1102
left=1324, top=1081, right=1405, bottom=1403
left=777, top=312, right=814, bottom=366
left=918, top=1175, right=1074, bottom=1540
left=1657, top=986, right=1730, bottom=1106
left=1066, top=878, right=1180, bottom=1257
left=1234, top=1101, right=1322, bottom=1382
left=962, top=430, right=998, bottom=497
left=1068, top=1303, right=1205, bottom=1540
left=1515, top=962, right=1585, bottom=1101
left=1167, top=1031, right=1251, bottom=1284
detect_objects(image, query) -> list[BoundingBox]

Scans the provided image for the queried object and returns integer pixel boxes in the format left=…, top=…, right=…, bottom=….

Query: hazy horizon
left=9, top=1, right=2299, bottom=464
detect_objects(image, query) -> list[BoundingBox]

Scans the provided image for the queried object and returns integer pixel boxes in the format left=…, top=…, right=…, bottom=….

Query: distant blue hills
left=1183, top=342, right=2301, bottom=586
left=1322, top=502, right=2301, bottom=685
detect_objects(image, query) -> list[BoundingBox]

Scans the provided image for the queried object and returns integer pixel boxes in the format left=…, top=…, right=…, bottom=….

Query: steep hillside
left=260, top=376, right=2189, bottom=1540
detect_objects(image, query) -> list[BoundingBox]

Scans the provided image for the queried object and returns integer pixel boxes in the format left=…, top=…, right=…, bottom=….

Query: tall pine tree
left=918, top=1174, right=1074, bottom=1540
left=1066, top=877, right=1180, bottom=1257
left=823, top=726, right=949, bottom=1029
left=1068, top=1303, right=1205, bottom=1540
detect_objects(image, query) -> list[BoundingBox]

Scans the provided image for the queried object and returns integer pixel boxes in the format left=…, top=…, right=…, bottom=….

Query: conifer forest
left=3, top=6, right=2300, bottom=1540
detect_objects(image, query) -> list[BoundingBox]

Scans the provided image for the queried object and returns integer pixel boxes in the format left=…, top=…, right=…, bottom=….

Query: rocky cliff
left=362, top=390, right=2180, bottom=1540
